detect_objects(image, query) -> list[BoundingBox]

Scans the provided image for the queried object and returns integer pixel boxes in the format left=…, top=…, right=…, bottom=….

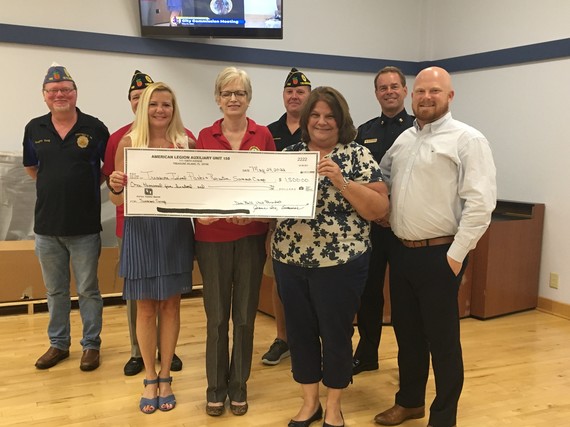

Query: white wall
left=1, top=0, right=569, bottom=305
left=426, top=0, right=570, bottom=306
left=0, top=0, right=424, bottom=58
left=0, top=0, right=421, bottom=151
left=0, top=46, right=396, bottom=151
left=424, top=0, right=570, bottom=59
left=449, top=62, right=570, bottom=305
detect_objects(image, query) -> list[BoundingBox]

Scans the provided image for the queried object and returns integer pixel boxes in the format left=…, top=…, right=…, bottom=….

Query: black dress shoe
left=124, top=357, right=144, bottom=376
left=171, top=353, right=183, bottom=371
left=35, top=347, right=70, bottom=369
left=288, top=404, right=323, bottom=427
left=352, top=358, right=379, bottom=375
left=323, top=412, right=344, bottom=427
left=157, top=352, right=183, bottom=371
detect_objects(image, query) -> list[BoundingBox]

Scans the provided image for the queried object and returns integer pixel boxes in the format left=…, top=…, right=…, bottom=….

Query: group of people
left=23, top=61, right=496, bottom=427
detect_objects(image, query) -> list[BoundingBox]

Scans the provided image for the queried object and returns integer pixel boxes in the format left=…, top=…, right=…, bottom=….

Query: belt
left=399, top=236, right=454, bottom=248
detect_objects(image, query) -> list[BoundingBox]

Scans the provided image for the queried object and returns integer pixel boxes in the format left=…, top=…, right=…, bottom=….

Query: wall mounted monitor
left=139, top=0, right=283, bottom=39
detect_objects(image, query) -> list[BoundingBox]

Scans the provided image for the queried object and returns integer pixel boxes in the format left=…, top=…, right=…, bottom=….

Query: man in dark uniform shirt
left=261, top=68, right=311, bottom=365
left=23, top=63, right=109, bottom=372
left=267, top=67, right=311, bottom=151
left=353, top=66, right=414, bottom=375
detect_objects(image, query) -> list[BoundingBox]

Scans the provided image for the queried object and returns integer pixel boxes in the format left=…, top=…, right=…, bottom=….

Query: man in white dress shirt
left=375, top=66, right=497, bottom=427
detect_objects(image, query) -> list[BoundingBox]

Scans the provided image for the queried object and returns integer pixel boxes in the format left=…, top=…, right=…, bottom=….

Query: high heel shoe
left=288, top=403, right=323, bottom=427
left=157, top=376, right=176, bottom=411
left=139, top=378, right=159, bottom=414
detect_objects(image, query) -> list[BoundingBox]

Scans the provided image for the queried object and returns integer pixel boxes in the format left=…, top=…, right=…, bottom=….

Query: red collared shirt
left=194, top=117, right=276, bottom=242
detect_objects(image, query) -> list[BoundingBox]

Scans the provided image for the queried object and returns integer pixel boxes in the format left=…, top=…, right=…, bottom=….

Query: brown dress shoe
left=80, top=349, right=100, bottom=371
left=35, top=347, right=70, bottom=369
left=374, top=404, right=425, bottom=425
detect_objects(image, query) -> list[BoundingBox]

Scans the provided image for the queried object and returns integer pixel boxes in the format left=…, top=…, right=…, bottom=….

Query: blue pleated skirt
left=120, top=216, right=194, bottom=301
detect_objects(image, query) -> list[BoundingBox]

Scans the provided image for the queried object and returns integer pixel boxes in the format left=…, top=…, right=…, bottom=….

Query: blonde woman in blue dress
left=109, top=82, right=195, bottom=414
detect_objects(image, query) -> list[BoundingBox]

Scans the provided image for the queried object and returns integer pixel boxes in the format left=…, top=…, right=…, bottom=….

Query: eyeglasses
left=220, top=90, right=247, bottom=99
left=44, top=88, right=76, bottom=96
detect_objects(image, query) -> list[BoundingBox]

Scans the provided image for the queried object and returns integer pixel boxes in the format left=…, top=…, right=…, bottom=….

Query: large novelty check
left=123, top=148, right=319, bottom=218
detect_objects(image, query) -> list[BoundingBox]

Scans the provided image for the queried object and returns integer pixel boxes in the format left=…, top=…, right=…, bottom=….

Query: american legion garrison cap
left=129, top=70, right=154, bottom=99
left=43, top=62, right=74, bottom=84
left=284, top=67, right=311, bottom=88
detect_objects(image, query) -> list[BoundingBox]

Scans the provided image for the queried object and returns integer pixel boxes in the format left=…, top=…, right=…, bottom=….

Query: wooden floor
left=1, top=296, right=569, bottom=426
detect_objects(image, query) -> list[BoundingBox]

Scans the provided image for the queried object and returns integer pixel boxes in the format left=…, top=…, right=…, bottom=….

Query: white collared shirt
left=380, top=112, right=497, bottom=262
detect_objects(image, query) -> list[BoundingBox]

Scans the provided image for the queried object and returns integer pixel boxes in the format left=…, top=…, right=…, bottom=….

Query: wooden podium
left=470, top=200, right=545, bottom=319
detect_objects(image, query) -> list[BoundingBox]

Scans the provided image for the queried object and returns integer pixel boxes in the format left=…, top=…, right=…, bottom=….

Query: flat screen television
left=139, top=0, right=282, bottom=39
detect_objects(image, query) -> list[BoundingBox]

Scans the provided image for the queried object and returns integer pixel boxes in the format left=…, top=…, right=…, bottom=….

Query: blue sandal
left=139, top=378, right=159, bottom=414
left=158, top=376, right=176, bottom=411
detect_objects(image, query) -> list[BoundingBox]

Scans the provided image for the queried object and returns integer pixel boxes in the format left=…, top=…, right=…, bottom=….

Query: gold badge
left=77, top=135, right=89, bottom=148
left=249, top=146, right=260, bottom=151
left=363, top=138, right=378, bottom=144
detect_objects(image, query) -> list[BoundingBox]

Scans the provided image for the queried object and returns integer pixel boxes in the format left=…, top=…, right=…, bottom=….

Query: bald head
left=415, top=67, right=453, bottom=91
left=412, top=67, right=454, bottom=128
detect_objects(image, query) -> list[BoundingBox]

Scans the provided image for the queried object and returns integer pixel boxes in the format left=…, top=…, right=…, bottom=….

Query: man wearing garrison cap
left=261, top=67, right=311, bottom=366
left=268, top=68, right=311, bottom=151
left=102, top=70, right=196, bottom=376
left=23, top=63, right=110, bottom=372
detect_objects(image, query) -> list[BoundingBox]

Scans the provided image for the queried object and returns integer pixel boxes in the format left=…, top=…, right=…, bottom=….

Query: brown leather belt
left=399, top=236, right=454, bottom=248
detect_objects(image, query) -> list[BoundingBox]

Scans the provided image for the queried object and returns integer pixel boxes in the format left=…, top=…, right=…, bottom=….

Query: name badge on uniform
left=363, top=138, right=378, bottom=144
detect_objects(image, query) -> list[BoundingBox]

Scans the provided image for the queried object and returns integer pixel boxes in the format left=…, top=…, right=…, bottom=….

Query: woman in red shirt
left=195, top=66, right=275, bottom=417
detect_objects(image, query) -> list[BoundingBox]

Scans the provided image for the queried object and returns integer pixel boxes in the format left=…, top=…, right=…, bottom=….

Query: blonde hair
left=127, top=82, right=189, bottom=148
left=214, top=66, right=253, bottom=103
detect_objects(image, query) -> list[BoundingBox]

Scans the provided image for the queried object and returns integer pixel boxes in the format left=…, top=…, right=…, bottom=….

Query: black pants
left=354, top=225, right=397, bottom=364
left=274, top=253, right=369, bottom=388
left=390, top=241, right=466, bottom=427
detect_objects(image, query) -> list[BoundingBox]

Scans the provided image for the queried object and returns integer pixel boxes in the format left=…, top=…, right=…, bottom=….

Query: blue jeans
left=35, top=234, right=103, bottom=351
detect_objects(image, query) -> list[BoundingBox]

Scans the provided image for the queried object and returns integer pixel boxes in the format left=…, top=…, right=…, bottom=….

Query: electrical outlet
left=549, top=272, right=559, bottom=289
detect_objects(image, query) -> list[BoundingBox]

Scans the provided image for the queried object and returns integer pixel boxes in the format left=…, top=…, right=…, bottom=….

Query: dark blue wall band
left=1, top=23, right=568, bottom=75
left=418, top=38, right=570, bottom=72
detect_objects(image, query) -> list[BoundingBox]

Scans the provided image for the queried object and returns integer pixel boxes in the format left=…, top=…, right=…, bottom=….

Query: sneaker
left=261, top=338, right=290, bottom=365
